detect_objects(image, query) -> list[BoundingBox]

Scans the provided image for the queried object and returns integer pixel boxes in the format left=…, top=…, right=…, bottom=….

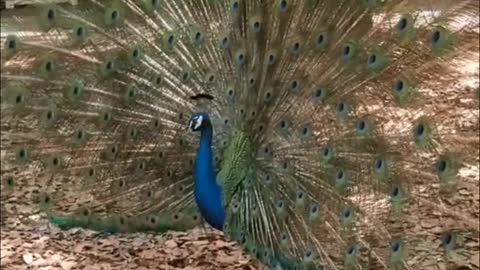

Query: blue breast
left=193, top=125, right=226, bottom=230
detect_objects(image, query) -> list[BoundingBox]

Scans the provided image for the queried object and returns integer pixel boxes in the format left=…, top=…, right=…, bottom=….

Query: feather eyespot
left=18, top=149, right=26, bottom=158
left=195, top=32, right=202, bottom=41
left=437, top=160, right=447, bottom=173
left=15, top=94, right=23, bottom=104
left=168, top=35, right=175, bottom=44
left=375, top=159, right=383, bottom=169
left=76, top=27, right=84, bottom=36
left=397, top=18, right=407, bottom=31
left=279, top=0, right=288, bottom=12
left=347, top=246, right=356, bottom=255
left=238, top=54, right=245, bottom=63
left=106, top=61, right=113, bottom=70
left=317, top=34, right=324, bottom=44
left=7, top=39, right=16, bottom=49
left=111, top=10, right=119, bottom=20
left=47, top=9, right=55, bottom=20
left=268, top=54, right=275, bottom=64
left=415, top=124, right=425, bottom=136
left=432, top=31, right=441, bottom=44
left=394, top=80, right=404, bottom=92
left=232, top=1, right=239, bottom=10
left=390, top=187, right=400, bottom=198
left=390, top=241, right=401, bottom=253
left=45, top=61, right=53, bottom=72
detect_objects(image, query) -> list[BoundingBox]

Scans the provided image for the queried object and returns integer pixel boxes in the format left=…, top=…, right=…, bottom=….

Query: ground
left=1, top=224, right=259, bottom=270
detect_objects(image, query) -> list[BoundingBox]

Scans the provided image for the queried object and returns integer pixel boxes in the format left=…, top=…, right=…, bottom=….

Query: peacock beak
left=187, top=120, right=193, bottom=131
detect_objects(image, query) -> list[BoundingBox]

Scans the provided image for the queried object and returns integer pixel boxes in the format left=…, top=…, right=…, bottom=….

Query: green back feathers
left=216, top=131, right=255, bottom=207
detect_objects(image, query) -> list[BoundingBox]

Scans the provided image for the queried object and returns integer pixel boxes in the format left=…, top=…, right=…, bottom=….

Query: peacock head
left=188, top=112, right=211, bottom=132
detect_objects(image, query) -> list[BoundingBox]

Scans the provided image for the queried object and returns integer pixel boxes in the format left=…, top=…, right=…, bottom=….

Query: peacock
left=1, top=0, right=479, bottom=269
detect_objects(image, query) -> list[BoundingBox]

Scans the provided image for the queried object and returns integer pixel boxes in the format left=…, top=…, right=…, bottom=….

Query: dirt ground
left=1, top=224, right=259, bottom=270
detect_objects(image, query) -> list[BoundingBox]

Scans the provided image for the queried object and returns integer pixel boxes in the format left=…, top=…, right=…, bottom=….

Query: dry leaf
left=22, top=253, right=34, bottom=265
left=60, top=261, right=78, bottom=270
left=471, top=253, right=480, bottom=268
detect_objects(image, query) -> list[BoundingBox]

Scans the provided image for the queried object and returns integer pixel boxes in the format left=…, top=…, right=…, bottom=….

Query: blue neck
left=193, top=124, right=225, bottom=230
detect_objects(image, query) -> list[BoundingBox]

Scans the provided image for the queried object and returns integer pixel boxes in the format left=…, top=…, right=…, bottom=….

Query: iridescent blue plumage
left=189, top=113, right=225, bottom=230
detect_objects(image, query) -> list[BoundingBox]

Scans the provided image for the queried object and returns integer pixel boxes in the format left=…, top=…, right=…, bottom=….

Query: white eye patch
left=191, top=115, right=203, bottom=130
